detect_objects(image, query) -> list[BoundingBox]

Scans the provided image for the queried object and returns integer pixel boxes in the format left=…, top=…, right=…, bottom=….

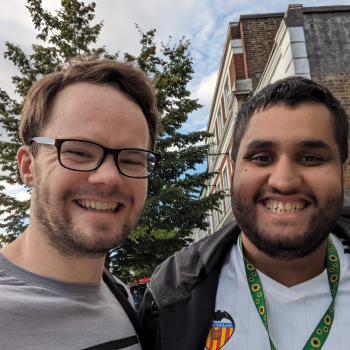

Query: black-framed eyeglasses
left=30, top=137, right=161, bottom=179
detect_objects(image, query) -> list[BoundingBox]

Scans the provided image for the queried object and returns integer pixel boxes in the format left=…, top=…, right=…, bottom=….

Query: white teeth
left=273, top=202, right=278, bottom=209
left=78, top=200, right=118, bottom=212
left=278, top=202, right=284, bottom=209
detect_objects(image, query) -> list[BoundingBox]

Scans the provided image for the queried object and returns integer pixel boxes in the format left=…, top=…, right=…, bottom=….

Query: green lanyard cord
left=239, top=235, right=340, bottom=350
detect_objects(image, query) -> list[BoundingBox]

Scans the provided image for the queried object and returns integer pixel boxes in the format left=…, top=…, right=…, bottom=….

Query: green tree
left=110, top=28, right=223, bottom=282
left=0, top=0, right=117, bottom=244
left=0, top=0, right=223, bottom=280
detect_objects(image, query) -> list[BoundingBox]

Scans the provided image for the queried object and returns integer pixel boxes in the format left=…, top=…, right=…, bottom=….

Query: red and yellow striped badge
left=205, top=311, right=235, bottom=350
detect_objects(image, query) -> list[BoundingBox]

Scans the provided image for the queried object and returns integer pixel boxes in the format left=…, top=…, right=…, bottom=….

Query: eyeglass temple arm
left=31, top=137, right=56, bottom=145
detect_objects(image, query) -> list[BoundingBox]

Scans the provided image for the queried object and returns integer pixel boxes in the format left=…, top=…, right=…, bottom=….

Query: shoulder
left=148, top=221, right=241, bottom=305
left=103, top=270, right=135, bottom=308
left=112, top=275, right=134, bottom=304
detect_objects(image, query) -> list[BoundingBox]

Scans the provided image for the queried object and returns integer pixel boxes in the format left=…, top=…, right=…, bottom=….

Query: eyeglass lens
left=60, top=140, right=157, bottom=177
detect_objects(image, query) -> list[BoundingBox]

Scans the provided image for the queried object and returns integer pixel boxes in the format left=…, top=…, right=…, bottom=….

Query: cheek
left=130, top=181, right=148, bottom=204
left=233, top=167, right=264, bottom=193
left=307, top=170, right=343, bottom=197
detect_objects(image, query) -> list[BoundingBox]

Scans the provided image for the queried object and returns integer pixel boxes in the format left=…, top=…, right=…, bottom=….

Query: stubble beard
left=33, top=173, right=143, bottom=259
left=231, top=186, right=344, bottom=261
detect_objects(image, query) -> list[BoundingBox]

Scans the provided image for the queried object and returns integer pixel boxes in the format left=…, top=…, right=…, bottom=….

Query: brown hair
left=20, top=60, right=160, bottom=152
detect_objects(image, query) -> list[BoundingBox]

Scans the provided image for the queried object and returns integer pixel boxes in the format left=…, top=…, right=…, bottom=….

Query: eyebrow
left=245, top=139, right=332, bottom=152
left=245, top=140, right=275, bottom=151
left=297, top=140, right=331, bottom=151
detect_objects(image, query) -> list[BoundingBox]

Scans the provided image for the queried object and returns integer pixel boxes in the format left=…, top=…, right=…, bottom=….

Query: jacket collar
left=149, top=216, right=350, bottom=308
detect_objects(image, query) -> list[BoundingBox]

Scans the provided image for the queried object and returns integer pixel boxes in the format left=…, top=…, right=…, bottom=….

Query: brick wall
left=312, top=73, right=350, bottom=192
left=240, top=15, right=283, bottom=89
left=233, top=54, right=246, bottom=81
left=231, top=24, right=241, bottom=39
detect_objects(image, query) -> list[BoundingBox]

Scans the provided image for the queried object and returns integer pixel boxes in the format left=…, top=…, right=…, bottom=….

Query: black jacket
left=139, top=213, right=350, bottom=350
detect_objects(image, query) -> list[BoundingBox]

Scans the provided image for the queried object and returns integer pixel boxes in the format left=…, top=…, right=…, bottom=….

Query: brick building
left=192, top=4, right=350, bottom=242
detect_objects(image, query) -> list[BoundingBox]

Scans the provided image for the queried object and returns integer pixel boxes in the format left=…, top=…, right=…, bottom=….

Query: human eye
left=60, top=141, right=100, bottom=164
left=62, top=149, right=95, bottom=165
left=249, top=154, right=274, bottom=166
left=299, top=155, right=325, bottom=166
left=120, top=158, right=142, bottom=166
left=66, top=150, right=92, bottom=158
left=119, top=151, right=147, bottom=168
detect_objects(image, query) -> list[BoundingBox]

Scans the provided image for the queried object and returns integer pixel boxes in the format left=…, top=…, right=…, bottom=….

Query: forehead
left=237, top=102, right=338, bottom=155
left=43, top=82, right=149, bottom=149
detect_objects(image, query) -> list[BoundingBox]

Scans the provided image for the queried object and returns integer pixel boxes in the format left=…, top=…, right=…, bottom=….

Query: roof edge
left=303, top=5, right=350, bottom=13
left=240, top=12, right=284, bottom=20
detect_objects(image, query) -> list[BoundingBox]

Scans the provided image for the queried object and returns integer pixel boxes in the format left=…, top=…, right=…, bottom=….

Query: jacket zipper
left=148, top=285, right=165, bottom=350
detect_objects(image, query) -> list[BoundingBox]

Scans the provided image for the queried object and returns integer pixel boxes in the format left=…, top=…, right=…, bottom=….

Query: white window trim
left=222, top=165, right=231, bottom=211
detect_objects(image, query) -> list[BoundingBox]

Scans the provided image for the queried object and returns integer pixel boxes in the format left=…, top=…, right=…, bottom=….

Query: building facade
left=192, top=4, right=350, bottom=242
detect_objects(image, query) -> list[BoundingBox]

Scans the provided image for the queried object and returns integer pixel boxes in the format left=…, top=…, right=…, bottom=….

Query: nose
left=267, top=156, right=302, bottom=193
left=88, top=154, right=124, bottom=187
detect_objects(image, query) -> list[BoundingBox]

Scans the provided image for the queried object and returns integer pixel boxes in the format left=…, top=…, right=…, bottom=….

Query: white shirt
left=206, top=233, right=350, bottom=350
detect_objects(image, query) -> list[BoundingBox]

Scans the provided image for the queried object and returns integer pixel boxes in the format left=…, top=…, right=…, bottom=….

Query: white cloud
left=1, top=0, right=349, bottom=136
left=0, top=180, right=30, bottom=201
left=192, top=70, right=218, bottom=108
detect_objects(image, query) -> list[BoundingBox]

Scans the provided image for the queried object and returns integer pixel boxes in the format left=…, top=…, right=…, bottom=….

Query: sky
left=0, top=0, right=349, bottom=202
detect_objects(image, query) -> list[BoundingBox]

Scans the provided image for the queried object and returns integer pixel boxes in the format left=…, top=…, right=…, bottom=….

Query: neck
left=0, top=224, right=105, bottom=284
left=241, top=233, right=328, bottom=287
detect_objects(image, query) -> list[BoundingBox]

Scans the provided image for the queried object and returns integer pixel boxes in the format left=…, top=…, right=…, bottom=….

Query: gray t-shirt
left=0, top=253, right=142, bottom=350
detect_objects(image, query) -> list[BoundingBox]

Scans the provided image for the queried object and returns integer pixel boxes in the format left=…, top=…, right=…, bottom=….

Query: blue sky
left=0, top=0, right=349, bottom=201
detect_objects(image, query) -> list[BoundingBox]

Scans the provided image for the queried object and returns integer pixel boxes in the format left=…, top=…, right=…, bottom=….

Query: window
left=205, top=217, right=211, bottom=236
left=212, top=187, right=218, bottom=230
left=217, top=108, right=223, bottom=141
left=208, top=136, right=216, bottom=170
left=193, top=228, right=199, bottom=241
left=224, top=78, right=231, bottom=111
left=223, top=167, right=231, bottom=210
left=217, top=182, right=224, bottom=220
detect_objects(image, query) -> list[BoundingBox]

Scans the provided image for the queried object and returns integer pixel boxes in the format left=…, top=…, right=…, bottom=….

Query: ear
left=343, top=159, right=349, bottom=193
left=229, top=160, right=235, bottom=197
left=17, top=146, right=35, bottom=187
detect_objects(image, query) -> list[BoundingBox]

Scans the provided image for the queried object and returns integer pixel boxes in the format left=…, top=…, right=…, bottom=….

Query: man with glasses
left=0, top=60, right=160, bottom=349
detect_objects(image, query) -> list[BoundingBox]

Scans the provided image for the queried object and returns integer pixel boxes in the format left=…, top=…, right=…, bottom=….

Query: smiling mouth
left=75, top=199, right=123, bottom=213
left=263, top=200, right=308, bottom=214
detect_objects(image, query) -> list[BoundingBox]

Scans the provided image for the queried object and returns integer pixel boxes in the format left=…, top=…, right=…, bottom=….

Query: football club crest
left=206, top=310, right=235, bottom=350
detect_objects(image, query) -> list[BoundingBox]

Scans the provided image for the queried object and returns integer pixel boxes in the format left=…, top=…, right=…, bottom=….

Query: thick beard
left=232, top=187, right=344, bottom=261
left=32, top=171, right=142, bottom=259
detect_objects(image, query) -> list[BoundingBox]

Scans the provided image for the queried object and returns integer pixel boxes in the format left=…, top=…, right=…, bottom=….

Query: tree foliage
left=0, top=0, right=223, bottom=280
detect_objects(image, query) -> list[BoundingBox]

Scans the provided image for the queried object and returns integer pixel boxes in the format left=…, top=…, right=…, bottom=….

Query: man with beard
left=0, top=60, right=161, bottom=350
left=140, top=76, right=350, bottom=350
